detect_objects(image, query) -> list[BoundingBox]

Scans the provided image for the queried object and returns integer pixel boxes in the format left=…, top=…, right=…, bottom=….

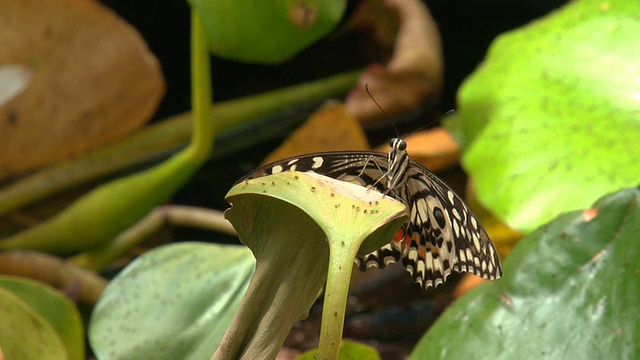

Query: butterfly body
left=238, top=138, right=502, bottom=291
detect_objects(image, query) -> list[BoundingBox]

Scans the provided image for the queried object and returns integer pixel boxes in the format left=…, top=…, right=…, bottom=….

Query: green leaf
left=410, top=187, right=640, bottom=359
left=189, top=0, right=347, bottom=64
left=0, top=276, right=84, bottom=360
left=447, top=0, right=640, bottom=232
left=89, top=242, right=254, bottom=360
left=215, top=171, right=407, bottom=360
left=296, top=339, right=382, bottom=360
left=0, top=277, right=80, bottom=360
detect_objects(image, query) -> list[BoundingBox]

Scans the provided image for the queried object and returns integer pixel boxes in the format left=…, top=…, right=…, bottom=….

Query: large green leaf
left=189, top=0, right=347, bottom=64
left=89, top=243, right=255, bottom=360
left=0, top=276, right=83, bottom=360
left=447, top=0, right=640, bottom=232
left=410, top=187, right=640, bottom=359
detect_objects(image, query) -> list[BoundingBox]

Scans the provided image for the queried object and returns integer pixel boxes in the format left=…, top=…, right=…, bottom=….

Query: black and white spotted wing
left=237, top=138, right=502, bottom=291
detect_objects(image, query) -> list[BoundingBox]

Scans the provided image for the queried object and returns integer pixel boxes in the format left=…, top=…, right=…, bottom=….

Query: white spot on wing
left=473, top=237, right=481, bottom=252
left=453, top=220, right=460, bottom=237
left=417, top=259, right=426, bottom=276
left=272, top=165, right=283, bottom=174
left=447, top=190, right=456, bottom=204
left=416, top=198, right=429, bottom=223
left=471, top=216, right=478, bottom=229
left=312, top=156, right=324, bottom=169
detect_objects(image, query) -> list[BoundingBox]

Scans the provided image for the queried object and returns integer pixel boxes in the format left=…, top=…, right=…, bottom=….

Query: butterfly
left=237, top=138, right=502, bottom=291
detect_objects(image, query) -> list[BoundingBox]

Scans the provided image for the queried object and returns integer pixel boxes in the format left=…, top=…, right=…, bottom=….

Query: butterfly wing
left=393, top=160, right=502, bottom=290
left=238, top=151, right=390, bottom=192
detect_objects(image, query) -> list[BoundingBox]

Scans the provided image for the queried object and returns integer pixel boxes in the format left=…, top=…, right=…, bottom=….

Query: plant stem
left=317, top=234, right=361, bottom=360
left=188, top=9, right=213, bottom=161
left=0, top=251, right=108, bottom=305
left=70, top=10, right=215, bottom=269
left=69, top=206, right=234, bottom=271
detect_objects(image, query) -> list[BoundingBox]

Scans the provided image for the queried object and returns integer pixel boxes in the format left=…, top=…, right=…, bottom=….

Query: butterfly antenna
left=365, top=84, right=387, bottom=116
left=442, top=108, right=456, bottom=118
left=365, top=83, right=402, bottom=139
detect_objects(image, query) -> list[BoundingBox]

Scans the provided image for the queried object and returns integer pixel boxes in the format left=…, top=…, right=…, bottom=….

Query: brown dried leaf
left=345, top=0, right=443, bottom=124
left=453, top=274, right=489, bottom=299
left=0, top=0, right=165, bottom=179
left=374, top=128, right=459, bottom=172
left=261, top=102, right=370, bottom=165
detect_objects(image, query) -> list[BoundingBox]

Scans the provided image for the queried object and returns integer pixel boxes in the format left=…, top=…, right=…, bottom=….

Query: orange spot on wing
left=424, top=241, right=440, bottom=257
left=392, top=228, right=405, bottom=243
left=418, top=246, right=427, bottom=259
left=392, top=227, right=412, bottom=246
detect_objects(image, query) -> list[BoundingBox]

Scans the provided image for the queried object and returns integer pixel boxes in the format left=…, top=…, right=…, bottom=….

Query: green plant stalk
left=187, top=9, right=213, bottom=160
left=0, top=70, right=359, bottom=216
left=70, top=206, right=234, bottom=271
left=0, top=9, right=213, bottom=256
left=69, top=206, right=170, bottom=271
left=316, top=234, right=361, bottom=360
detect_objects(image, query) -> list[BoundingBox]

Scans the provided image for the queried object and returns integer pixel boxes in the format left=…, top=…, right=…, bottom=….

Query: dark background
left=96, top=0, right=568, bottom=243
left=99, top=0, right=567, bottom=120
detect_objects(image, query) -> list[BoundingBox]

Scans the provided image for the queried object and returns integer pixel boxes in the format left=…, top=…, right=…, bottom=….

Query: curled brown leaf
left=345, top=0, right=443, bottom=124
